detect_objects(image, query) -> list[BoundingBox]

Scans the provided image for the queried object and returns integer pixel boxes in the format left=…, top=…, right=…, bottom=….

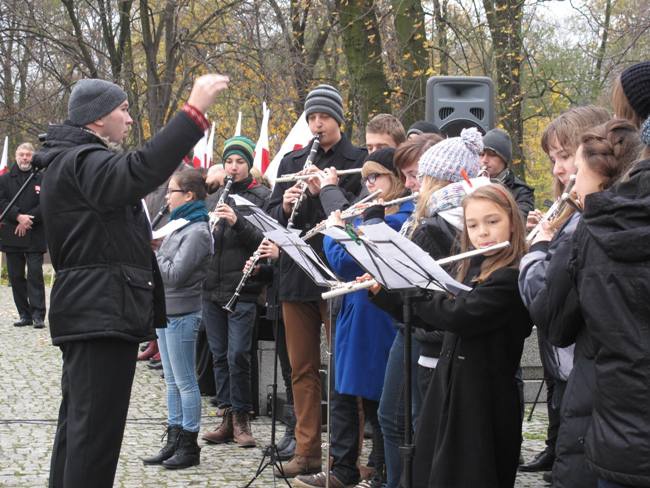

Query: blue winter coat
left=323, top=200, right=414, bottom=400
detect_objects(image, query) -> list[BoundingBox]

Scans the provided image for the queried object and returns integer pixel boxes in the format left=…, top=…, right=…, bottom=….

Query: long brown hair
left=456, top=184, right=527, bottom=283
left=579, top=118, right=642, bottom=191
left=541, top=105, right=611, bottom=199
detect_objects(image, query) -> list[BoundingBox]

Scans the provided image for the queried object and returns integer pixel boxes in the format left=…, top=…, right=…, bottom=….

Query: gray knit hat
left=304, top=84, right=345, bottom=125
left=482, top=128, right=512, bottom=166
left=68, top=79, right=128, bottom=126
left=418, top=127, right=483, bottom=182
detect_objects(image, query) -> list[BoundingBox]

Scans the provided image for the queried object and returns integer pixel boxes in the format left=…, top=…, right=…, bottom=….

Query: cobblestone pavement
left=0, top=285, right=549, bottom=487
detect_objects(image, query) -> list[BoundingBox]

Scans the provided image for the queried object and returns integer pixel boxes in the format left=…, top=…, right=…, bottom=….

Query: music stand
left=320, top=223, right=470, bottom=488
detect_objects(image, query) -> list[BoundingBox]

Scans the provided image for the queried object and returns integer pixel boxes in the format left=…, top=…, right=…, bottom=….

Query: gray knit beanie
left=418, top=127, right=483, bottom=182
left=68, top=79, right=128, bottom=126
left=482, top=128, right=512, bottom=166
left=304, top=84, right=345, bottom=125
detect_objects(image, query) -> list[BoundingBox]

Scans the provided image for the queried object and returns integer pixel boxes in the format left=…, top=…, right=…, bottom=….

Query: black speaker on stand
left=425, top=76, right=495, bottom=136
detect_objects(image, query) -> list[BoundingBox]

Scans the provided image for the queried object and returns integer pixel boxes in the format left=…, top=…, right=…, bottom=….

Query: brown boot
left=274, top=454, right=322, bottom=478
left=202, top=408, right=233, bottom=444
left=232, top=410, right=256, bottom=448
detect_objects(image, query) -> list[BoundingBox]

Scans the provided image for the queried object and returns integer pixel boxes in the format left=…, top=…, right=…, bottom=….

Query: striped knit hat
left=223, top=136, right=255, bottom=169
left=417, top=127, right=483, bottom=182
left=304, top=84, right=345, bottom=125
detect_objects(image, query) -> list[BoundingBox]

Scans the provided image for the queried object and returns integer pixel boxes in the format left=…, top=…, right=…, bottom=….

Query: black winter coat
left=0, top=163, right=46, bottom=252
left=37, top=112, right=204, bottom=345
left=565, top=160, right=650, bottom=487
left=411, top=264, right=533, bottom=488
left=203, top=176, right=270, bottom=304
left=496, top=168, right=534, bottom=220
left=266, top=135, right=365, bottom=301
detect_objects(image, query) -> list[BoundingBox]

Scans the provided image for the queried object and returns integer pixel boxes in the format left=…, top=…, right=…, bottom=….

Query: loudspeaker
left=425, top=76, right=495, bottom=136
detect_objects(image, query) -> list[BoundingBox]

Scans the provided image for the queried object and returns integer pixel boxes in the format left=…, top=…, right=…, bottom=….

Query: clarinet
left=287, top=135, right=320, bottom=230
left=151, top=203, right=169, bottom=230
left=223, top=246, right=263, bottom=313
left=209, top=176, right=234, bottom=233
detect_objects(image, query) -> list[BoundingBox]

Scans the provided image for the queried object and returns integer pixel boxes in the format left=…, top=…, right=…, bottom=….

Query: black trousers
left=49, top=339, right=138, bottom=488
left=5, top=251, right=46, bottom=320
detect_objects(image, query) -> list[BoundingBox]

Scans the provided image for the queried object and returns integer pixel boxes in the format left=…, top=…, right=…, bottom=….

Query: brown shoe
left=232, top=410, right=256, bottom=448
left=202, top=408, right=233, bottom=444
left=274, top=454, right=322, bottom=478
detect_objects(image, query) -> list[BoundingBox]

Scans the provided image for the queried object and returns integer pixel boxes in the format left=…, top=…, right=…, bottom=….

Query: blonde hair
left=361, top=161, right=404, bottom=214
left=456, top=184, right=527, bottom=283
left=409, top=175, right=450, bottom=236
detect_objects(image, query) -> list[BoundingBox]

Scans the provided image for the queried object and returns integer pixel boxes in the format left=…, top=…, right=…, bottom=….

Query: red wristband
left=182, top=103, right=210, bottom=132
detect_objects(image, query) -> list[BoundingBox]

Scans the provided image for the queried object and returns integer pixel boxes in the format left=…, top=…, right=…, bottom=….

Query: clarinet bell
left=223, top=294, right=238, bottom=313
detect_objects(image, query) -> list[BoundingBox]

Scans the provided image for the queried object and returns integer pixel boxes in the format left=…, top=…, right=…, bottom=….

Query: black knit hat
left=363, top=147, right=397, bottom=176
left=304, top=84, right=345, bottom=125
left=482, top=128, right=512, bottom=166
left=68, top=79, right=128, bottom=126
left=621, top=62, right=650, bottom=120
left=407, top=120, right=441, bottom=137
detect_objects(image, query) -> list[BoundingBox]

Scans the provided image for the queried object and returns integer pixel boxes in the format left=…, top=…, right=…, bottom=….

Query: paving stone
left=0, top=285, right=550, bottom=487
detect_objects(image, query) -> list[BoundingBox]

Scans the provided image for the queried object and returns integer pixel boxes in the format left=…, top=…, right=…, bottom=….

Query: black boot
left=162, top=429, right=201, bottom=469
left=276, top=404, right=296, bottom=460
left=142, top=425, right=182, bottom=465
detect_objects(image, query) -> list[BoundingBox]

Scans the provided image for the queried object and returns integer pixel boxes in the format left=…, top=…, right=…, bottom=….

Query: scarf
left=169, top=200, right=209, bottom=223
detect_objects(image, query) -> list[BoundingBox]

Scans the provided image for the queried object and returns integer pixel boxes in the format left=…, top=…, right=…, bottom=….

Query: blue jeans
left=203, top=298, right=256, bottom=413
left=157, top=311, right=202, bottom=432
left=378, top=330, right=422, bottom=488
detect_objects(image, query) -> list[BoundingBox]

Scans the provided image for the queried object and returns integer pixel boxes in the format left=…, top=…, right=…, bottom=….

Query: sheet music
left=152, top=218, right=189, bottom=240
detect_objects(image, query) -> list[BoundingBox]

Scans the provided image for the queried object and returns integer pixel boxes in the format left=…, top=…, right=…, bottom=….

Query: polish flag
left=0, top=137, right=8, bottom=176
left=253, top=102, right=271, bottom=174
left=234, top=111, right=242, bottom=137
left=266, top=112, right=313, bottom=183
left=192, top=123, right=215, bottom=169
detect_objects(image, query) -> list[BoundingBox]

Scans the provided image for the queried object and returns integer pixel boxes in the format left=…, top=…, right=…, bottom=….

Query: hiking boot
left=162, top=429, right=200, bottom=469
left=274, top=454, right=322, bottom=478
left=142, top=425, right=182, bottom=465
left=202, top=408, right=233, bottom=444
left=233, top=410, right=256, bottom=448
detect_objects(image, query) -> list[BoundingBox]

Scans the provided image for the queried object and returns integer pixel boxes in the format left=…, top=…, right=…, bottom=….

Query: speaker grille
left=439, top=107, right=455, bottom=120
left=470, top=107, right=485, bottom=120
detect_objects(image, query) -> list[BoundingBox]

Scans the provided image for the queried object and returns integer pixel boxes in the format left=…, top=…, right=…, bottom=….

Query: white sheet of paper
left=152, top=218, right=189, bottom=240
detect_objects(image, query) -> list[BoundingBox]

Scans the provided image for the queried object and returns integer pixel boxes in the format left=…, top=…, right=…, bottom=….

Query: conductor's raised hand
left=187, top=74, right=230, bottom=113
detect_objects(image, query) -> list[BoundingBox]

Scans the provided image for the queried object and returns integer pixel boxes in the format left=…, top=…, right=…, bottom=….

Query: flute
left=321, top=241, right=510, bottom=300
left=275, top=168, right=363, bottom=183
left=302, top=191, right=419, bottom=241
left=209, top=176, right=233, bottom=233
left=527, top=175, right=576, bottom=243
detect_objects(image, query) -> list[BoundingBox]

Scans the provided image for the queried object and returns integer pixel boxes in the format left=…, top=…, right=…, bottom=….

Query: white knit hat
left=417, top=127, right=483, bottom=182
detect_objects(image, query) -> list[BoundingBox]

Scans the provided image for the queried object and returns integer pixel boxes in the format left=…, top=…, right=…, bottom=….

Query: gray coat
left=156, top=220, right=212, bottom=316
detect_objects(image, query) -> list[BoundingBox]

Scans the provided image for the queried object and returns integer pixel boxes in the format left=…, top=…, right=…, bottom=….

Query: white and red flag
left=0, top=137, right=8, bottom=176
left=253, top=102, right=271, bottom=174
left=266, top=112, right=313, bottom=183
left=234, top=111, right=242, bottom=137
left=192, top=123, right=215, bottom=169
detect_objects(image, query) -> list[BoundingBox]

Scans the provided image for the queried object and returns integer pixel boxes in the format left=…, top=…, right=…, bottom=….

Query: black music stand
left=320, top=222, right=470, bottom=488
left=238, top=200, right=339, bottom=487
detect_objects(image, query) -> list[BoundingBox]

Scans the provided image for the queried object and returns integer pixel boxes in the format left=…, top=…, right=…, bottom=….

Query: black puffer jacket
left=203, top=176, right=270, bottom=305
left=37, top=112, right=204, bottom=345
left=496, top=168, right=534, bottom=220
left=567, top=160, right=650, bottom=487
left=266, top=134, right=366, bottom=301
left=0, top=163, right=47, bottom=252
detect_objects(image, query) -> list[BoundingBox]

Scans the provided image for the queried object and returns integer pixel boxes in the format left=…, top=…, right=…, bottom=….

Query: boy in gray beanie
left=67, top=79, right=128, bottom=126
left=479, top=128, right=534, bottom=219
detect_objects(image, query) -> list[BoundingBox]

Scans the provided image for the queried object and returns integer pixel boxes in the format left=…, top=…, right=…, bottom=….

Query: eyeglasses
left=166, top=188, right=185, bottom=195
left=362, top=173, right=382, bottom=185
